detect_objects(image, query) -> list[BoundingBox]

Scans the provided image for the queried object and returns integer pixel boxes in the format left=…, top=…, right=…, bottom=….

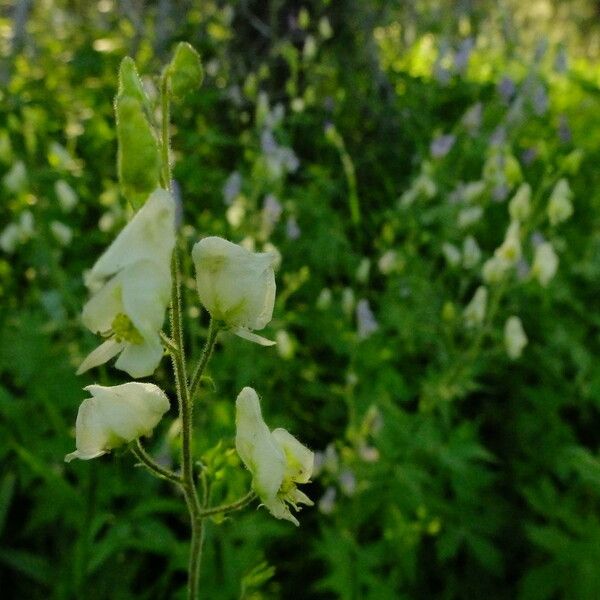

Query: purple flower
left=554, top=48, right=568, bottom=73
left=222, top=171, right=241, bottom=205
left=530, top=231, right=545, bottom=248
left=498, top=76, right=516, bottom=104
left=454, top=38, right=474, bottom=73
left=286, top=216, right=301, bottom=240
left=532, top=85, right=548, bottom=116
left=516, top=258, right=530, bottom=280
left=262, top=194, right=283, bottom=227
left=279, top=147, right=299, bottom=173
left=171, top=179, right=184, bottom=228
left=261, top=130, right=278, bottom=155
left=430, top=134, right=456, bottom=158
left=490, top=126, right=506, bottom=147
left=492, top=183, right=509, bottom=203
left=521, top=148, right=538, bottom=165
left=318, top=487, right=337, bottom=515
left=558, top=115, right=572, bottom=143
left=356, top=299, right=379, bottom=339
left=339, top=469, right=357, bottom=496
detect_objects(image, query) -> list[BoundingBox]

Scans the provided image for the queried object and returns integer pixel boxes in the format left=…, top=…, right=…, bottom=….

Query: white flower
left=495, top=221, right=522, bottom=265
left=55, top=180, right=78, bottom=212
left=356, top=299, right=379, bottom=339
left=442, top=243, right=461, bottom=267
left=509, top=183, right=532, bottom=222
left=531, top=242, right=558, bottom=286
left=482, top=256, right=508, bottom=284
left=78, top=189, right=175, bottom=378
left=504, top=316, right=528, bottom=359
left=464, top=286, right=488, bottom=328
left=50, top=221, right=73, bottom=246
left=462, top=236, right=481, bottom=269
left=235, top=387, right=314, bottom=526
left=65, top=382, right=170, bottom=462
left=191, top=236, right=277, bottom=345
left=547, top=179, right=573, bottom=226
left=457, top=206, right=483, bottom=228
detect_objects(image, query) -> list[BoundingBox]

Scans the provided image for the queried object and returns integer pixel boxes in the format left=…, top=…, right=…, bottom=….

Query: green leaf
left=168, top=42, right=204, bottom=99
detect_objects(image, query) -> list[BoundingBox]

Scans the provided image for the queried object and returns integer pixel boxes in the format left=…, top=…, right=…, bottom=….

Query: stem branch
left=189, top=319, right=219, bottom=400
left=199, top=491, right=256, bottom=518
left=131, top=439, right=182, bottom=484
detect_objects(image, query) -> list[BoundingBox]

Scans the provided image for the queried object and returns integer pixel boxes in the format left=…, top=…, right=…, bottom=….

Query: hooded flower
left=192, top=236, right=277, bottom=345
left=504, top=316, right=528, bottom=360
left=235, top=387, right=313, bottom=526
left=531, top=242, right=559, bottom=286
left=464, top=286, right=488, bottom=328
left=65, top=382, right=170, bottom=462
left=547, top=178, right=573, bottom=226
left=78, top=189, right=175, bottom=378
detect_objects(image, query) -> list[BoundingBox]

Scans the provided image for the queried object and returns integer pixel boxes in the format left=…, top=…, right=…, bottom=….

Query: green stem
left=161, top=76, right=203, bottom=599
left=160, top=74, right=172, bottom=190
left=160, top=331, right=179, bottom=356
left=169, top=251, right=204, bottom=599
left=189, top=319, right=219, bottom=400
left=199, top=491, right=256, bottom=518
left=131, top=439, right=182, bottom=484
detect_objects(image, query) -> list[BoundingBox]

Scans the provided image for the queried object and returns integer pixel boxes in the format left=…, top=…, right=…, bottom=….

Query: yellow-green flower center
left=111, top=313, right=144, bottom=344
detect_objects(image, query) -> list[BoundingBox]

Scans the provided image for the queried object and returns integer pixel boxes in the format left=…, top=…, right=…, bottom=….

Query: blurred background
left=1, top=0, right=600, bottom=598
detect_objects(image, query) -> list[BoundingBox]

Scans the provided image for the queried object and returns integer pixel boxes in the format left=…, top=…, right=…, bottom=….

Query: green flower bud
left=117, top=57, right=149, bottom=107
left=115, top=96, right=161, bottom=209
left=168, top=42, right=204, bottom=99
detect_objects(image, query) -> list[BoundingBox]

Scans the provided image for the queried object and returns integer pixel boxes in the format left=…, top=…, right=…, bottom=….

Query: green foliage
left=115, top=58, right=161, bottom=209
left=168, top=43, right=204, bottom=100
left=1, top=0, right=600, bottom=598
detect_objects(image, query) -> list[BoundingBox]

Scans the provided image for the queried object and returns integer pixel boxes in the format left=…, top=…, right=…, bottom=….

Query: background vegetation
left=1, top=0, right=600, bottom=598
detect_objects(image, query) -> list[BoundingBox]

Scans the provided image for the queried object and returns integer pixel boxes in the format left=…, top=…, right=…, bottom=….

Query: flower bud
left=192, top=237, right=277, bottom=344
left=65, top=383, right=170, bottom=462
left=168, top=42, right=204, bottom=99
left=235, top=387, right=313, bottom=526
left=118, top=57, right=149, bottom=106
left=116, top=97, right=162, bottom=209
left=504, top=316, right=528, bottom=360
left=115, top=58, right=161, bottom=209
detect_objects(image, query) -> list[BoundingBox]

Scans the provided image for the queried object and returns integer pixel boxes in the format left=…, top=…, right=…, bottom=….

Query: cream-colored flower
left=495, top=221, right=521, bottom=265
left=482, top=256, right=508, bottom=284
left=504, top=316, right=528, bottom=360
left=65, top=383, right=170, bottom=462
left=192, top=236, right=277, bottom=345
left=463, top=286, right=488, bottom=328
left=531, top=242, right=558, bottom=287
left=235, top=387, right=313, bottom=526
left=509, top=183, right=532, bottom=222
left=78, top=189, right=175, bottom=378
left=547, top=179, right=573, bottom=226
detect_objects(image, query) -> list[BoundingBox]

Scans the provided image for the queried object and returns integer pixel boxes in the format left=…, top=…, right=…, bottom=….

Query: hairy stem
left=161, top=74, right=203, bottom=599
left=170, top=251, right=204, bottom=599
left=189, top=318, right=219, bottom=401
left=199, top=491, right=256, bottom=518
left=131, top=439, right=182, bottom=484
